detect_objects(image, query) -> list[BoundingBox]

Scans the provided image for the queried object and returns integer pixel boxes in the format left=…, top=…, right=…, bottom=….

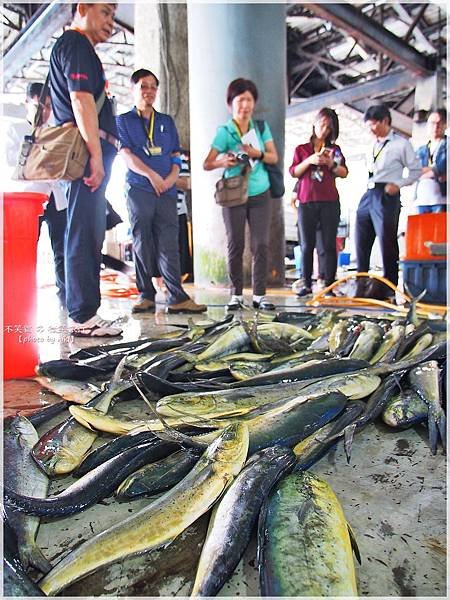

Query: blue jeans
left=126, top=185, right=188, bottom=305
left=417, top=205, right=446, bottom=214
left=63, top=140, right=116, bottom=322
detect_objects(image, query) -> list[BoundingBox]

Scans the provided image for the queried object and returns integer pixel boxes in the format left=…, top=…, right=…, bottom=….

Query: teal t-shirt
left=211, top=118, right=272, bottom=197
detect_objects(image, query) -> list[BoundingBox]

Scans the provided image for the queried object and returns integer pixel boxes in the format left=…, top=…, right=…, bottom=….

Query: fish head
left=157, top=393, right=218, bottom=417
left=408, top=360, right=440, bottom=401
left=4, top=415, right=38, bottom=448
left=209, top=422, right=249, bottom=478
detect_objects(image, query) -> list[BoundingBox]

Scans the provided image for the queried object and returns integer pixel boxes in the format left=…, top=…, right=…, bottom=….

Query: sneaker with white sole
left=68, top=314, right=123, bottom=337
left=227, top=295, right=244, bottom=311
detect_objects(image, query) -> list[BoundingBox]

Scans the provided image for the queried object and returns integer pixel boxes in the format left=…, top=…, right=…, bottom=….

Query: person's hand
left=148, top=171, right=166, bottom=196
left=163, top=172, right=179, bottom=190
left=220, top=153, right=238, bottom=168
left=241, top=144, right=261, bottom=159
left=84, top=155, right=105, bottom=192
left=308, top=153, right=323, bottom=166
left=420, top=166, right=435, bottom=179
left=384, top=183, right=400, bottom=195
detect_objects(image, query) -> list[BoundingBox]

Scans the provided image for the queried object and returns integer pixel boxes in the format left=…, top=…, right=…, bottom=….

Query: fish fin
left=296, top=498, right=314, bottom=523
left=347, top=523, right=362, bottom=564
left=68, top=408, right=97, bottom=431
left=131, top=374, right=208, bottom=451
left=20, top=545, right=52, bottom=574
left=111, top=355, right=128, bottom=382
left=344, top=423, right=357, bottom=464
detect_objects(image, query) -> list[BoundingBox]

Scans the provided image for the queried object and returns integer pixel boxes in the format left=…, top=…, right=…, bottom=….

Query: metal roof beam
left=3, top=1, right=71, bottom=83
left=307, top=3, right=434, bottom=76
left=286, top=69, right=419, bottom=118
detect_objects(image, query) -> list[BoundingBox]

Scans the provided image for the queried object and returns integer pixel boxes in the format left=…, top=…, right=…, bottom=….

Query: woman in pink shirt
left=289, top=108, right=348, bottom=297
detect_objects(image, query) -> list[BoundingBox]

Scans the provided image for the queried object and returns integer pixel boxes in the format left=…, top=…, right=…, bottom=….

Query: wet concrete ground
left=3, top=280, right=447, bottom=598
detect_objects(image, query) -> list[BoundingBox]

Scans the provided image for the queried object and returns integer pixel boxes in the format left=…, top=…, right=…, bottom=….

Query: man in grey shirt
left=355, top=104, right=421, bottom=300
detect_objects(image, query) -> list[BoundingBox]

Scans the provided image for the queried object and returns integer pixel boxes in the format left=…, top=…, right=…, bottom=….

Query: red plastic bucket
left=3, top=191, right=47, bottom=379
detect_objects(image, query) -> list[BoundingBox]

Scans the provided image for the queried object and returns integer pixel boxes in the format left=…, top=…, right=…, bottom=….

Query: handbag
left=256, top=120, right=285, bottom=198
left=14, top=75, right=106, bottom=182
left=214, top=164, right=250, bottom=207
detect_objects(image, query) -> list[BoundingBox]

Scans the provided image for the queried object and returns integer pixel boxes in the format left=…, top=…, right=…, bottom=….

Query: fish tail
left=344, top=423, right=357, bottom=464
left=427, top=409, right=438, bottom=456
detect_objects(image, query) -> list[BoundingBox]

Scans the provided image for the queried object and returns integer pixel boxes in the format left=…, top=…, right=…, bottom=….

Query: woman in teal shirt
left=203, top=78, right=279, bottom=311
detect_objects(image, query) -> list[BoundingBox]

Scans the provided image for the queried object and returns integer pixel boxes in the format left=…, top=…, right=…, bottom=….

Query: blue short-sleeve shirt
left=211, top=118, right=272, bottom=196
left=49, top=30, right=117, bottom=137
left=116, top=107, right=180, bottom=195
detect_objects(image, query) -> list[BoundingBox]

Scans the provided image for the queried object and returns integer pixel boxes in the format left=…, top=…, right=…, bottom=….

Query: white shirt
left=366, top=129, right=422, bottom=188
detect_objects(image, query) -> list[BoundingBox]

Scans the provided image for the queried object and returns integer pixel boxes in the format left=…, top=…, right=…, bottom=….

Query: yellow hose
left=305, top=272, right=447, bottom=318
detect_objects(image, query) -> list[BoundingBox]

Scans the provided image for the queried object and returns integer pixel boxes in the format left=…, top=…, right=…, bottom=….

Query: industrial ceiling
left=2, top=2, right=447, bottom=119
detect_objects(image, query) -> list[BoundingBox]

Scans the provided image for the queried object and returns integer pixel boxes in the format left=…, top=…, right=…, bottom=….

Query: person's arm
left=119, top=148, right=166, bottom=196
left=70, top=90, right=103, bottom=192
left=164, top=153, right=181, bottom=189
left=291, top=153, right=315, bottom=179
left=242, top=140, right=278, bottom=165
left=396, top=141, right=422, bottom=193
left=203, top=147, right=238, bottom=171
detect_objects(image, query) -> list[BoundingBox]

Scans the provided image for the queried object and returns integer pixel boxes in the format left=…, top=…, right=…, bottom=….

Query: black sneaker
left=323, top=290, right=336, bottom=298
left=253, top=298, right=275, bottom=310
left=296, top=286, right=312, bottom=298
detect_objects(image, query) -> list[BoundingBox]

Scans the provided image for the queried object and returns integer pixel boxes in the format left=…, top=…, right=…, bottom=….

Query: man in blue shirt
left=49, top=3, right=122, bottom=336
left=116, top=69, right=206, bottom=314
left=414, top=109, right=447, bottom=213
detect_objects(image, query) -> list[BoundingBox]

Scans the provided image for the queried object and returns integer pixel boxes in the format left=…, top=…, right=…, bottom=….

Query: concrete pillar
left=134, top=3, right=190, bottom=148
left=187, top=3, right=286, bottom=288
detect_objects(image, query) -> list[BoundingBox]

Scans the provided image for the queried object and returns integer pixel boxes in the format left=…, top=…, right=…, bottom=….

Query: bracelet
left=260, top=151, right=265, bottom=161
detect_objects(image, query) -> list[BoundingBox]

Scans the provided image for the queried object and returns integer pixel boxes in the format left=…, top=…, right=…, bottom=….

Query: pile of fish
left=3, top=305, right=447, bottom=596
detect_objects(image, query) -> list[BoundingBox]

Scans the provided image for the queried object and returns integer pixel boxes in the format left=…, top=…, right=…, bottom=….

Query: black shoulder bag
left=255, top=119, right=285, bottom=198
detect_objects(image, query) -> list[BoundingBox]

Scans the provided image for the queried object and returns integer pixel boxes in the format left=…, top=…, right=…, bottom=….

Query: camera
left=228, top=151, right=250, bottom=165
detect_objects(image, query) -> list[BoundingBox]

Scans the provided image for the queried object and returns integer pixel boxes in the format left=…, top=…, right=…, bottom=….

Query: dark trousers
left=297, top=201, right=340, bottom=287
left=178, top=213, right=193, bottom=276
left=38, top=194, right=67, bottom=305
left=63, top=140, right=115, bottom=322
left=126, top=186, right=188, bottom=305
left=222, top=190, right=272, bottom=296
left=355, top=187, right=401, bottom=286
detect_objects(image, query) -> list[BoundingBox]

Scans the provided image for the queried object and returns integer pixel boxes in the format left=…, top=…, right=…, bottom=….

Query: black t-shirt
left=49, top=30, right=117, bottom=137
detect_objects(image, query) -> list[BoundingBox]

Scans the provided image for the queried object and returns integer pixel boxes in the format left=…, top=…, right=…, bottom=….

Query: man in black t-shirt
left=49, top=3, right=121, bottom=337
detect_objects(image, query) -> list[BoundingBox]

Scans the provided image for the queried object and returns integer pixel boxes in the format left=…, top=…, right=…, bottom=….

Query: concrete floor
left=3, top=278, right=447, bottom=598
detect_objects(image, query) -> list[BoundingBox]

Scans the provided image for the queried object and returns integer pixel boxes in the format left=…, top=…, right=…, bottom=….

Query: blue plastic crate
left=401, top=259, right=447, bottom=305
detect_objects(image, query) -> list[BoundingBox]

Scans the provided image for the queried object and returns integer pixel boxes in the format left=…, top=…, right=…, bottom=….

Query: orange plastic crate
left=404, top=213, right=447, bottom=260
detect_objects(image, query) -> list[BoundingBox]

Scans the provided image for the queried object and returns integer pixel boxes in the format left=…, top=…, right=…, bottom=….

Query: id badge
left=149, top=146, right=162, bottom=156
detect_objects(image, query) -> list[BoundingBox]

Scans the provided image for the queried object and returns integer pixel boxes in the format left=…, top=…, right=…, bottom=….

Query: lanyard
left=372, top=139, right=389, bottom=163
left=139, top=109, right=155, bottom=147
left=427, top=140, right=441, bottom=166
left=232, top=118, right=253, bottom=139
